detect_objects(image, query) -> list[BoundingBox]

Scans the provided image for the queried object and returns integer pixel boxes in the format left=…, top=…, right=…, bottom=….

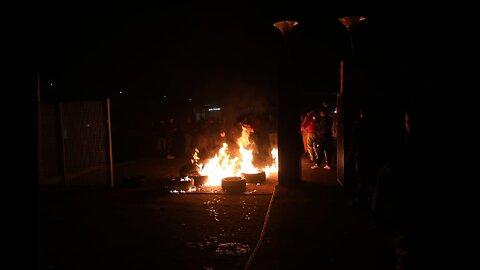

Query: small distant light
left=208, top=107, right=221, bottom=111
left=50, top=83, right=53, bottom=86
left=188, top=98, right=192, bottom=101
left=163, top=95, right=167, bottom=98
left=119, top=91, right=122, bottom=94
left=86, top=124, right=91, bottom=127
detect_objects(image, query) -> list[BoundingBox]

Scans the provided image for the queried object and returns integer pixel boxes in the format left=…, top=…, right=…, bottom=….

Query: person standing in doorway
left=314, top=108, right=333, bottom=170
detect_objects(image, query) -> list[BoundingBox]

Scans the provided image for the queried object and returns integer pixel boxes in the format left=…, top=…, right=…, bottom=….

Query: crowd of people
left=300, top=101, right=336, bottom=170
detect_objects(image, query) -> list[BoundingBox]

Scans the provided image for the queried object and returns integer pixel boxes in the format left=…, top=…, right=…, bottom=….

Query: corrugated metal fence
left=38, top=99, right=114, bottom=186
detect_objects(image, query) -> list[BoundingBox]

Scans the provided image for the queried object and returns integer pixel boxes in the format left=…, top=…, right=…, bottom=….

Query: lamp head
left=273, top=20, right=299, bottom=37
left=338, top=16, right=366, bottom=30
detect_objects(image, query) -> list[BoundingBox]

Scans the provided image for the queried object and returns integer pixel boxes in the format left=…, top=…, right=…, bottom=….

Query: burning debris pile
left=171, top=125, right=278, bottom=193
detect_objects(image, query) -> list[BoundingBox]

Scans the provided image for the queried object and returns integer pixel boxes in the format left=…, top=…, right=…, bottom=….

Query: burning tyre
left=221, top=177, right=246, bottom=193
left=168, top=177, right=194, bottom=191
left=241, top=170, right=266, bottom=183
left=192, top=175, right=208, bottom=186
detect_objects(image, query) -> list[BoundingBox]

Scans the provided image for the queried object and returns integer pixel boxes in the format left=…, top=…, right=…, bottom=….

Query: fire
left=262, top=148, right=278, bottom=176
left=195, top=125, right=278, bottom=186
left=196, top=143, right=239, bottom=186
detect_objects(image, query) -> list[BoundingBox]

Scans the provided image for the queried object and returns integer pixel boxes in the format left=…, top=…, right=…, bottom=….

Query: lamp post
left=339, top=16, right=366, bottom=55
left=273, top=21, right=298, bottom=38
left=273, top=20, right=301, bottom=187
left=336, top=16, right=365, bottom=187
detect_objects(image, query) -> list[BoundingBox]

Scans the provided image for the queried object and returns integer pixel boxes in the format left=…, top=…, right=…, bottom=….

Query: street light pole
left=273, top=20, right=301, bottom=187
left=336, top=16, right=365, bottom=187
left=339, top=16, right=366, bottom=55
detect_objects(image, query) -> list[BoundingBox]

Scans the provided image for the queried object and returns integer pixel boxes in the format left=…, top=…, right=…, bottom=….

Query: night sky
left=38, top=0, right=443, bottom=107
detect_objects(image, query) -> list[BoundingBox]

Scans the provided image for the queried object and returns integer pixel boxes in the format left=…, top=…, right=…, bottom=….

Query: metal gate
left=38, top=99, right=114, bottom=186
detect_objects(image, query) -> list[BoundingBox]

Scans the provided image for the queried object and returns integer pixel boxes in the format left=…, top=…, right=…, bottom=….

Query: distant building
left=193, top=104, right=222, bottom=121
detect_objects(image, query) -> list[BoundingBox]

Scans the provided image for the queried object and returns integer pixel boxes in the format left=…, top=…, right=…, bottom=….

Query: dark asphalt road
left=38, top=155, right=442, bottom=269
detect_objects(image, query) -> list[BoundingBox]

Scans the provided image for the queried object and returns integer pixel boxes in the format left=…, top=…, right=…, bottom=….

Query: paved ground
left=248, top=160, right=392, bottom=270
left=39, top=156, right=277, bottom=270
left=38, top=155, right=441, bottom=269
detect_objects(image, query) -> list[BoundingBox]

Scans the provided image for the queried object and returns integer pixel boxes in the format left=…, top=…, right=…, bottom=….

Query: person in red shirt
left=300, top=109, right=319, bottom=166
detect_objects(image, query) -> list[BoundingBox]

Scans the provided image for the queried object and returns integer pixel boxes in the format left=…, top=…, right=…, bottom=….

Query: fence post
left=37, top=75, right=42, bottom=183
left=106, top=98, right=114, bottom=187
left=58, top=102, right=67, bottom=185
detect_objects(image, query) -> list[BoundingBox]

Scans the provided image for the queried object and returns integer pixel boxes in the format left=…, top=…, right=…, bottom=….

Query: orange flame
left=196, top=126, right=278, bottom=186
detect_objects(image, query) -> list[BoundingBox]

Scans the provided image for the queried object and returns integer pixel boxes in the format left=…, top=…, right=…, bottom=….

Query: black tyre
left=241, top=170, right=266, bottom=183
left=192, top=175, right=209, bottom=186
left=168, top=177, right=194, bottom=191
left=221, top=177, right=246, bottom=193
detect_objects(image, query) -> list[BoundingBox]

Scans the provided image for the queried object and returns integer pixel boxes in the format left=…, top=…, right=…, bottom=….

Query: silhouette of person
left=314, top=109, right=333, bottom=170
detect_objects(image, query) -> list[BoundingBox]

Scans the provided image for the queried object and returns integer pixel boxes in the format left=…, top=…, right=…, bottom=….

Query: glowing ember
left=195, top=126, right=278, bottom=186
